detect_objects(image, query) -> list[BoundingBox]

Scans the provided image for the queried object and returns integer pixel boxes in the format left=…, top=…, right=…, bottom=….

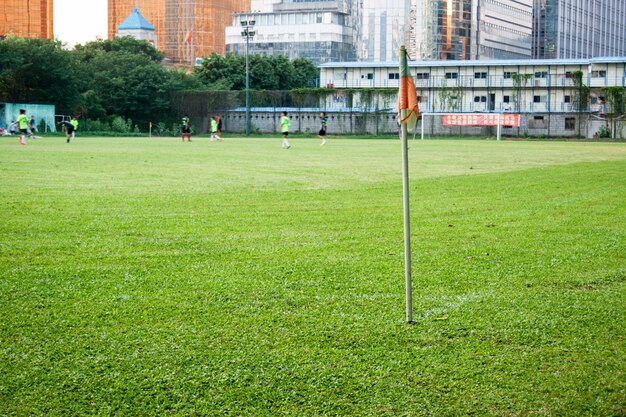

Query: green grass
left=1, top=136, right=625, bottom=416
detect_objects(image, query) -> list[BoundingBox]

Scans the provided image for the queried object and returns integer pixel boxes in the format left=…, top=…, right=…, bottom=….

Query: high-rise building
left=359, top=0, right=411, bottom=62
left=108, top=0, right=251, bottom=64
left=533, top=0, right=626, bottom=59
left=225, top=0, right=358, bottom=64
left=411, top=0, right=533, bottom=61
left=0, top=0, right=53, bottom=39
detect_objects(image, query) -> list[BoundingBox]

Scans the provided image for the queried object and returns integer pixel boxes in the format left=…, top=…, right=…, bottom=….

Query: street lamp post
left=241, top=20, right=256, bottom=136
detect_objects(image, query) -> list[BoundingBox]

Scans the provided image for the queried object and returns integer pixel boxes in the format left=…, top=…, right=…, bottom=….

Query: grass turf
left=1, top=136, right=625, bottom=416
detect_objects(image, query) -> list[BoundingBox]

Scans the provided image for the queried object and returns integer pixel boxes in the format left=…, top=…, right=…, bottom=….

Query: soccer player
left=59, top=120, right=74, bottom=143
left=318, top=112, right=327, bottom=145
left=280, top=111, right=290, bottom=149
left=16, top=109, right=29, bottom=145
left=181, top=114, right=191, bottom=142
left=29, top=115, right=37, bottom=133
left=209, top=116, right=219, bottom=142
left=215, top=115, right=223, bottom=141
left=70, top=116, right=78, bottom=139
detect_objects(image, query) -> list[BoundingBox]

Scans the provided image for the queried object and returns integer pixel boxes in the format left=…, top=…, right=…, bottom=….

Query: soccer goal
left=418, top=113, right=521, bottom=141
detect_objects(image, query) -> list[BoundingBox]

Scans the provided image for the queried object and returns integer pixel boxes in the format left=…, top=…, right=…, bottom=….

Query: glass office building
left=533, top=0, right=626, bottom=59
left=411, top=0, right=532, bottom=61
left=359, top=0, right=411, bottom=62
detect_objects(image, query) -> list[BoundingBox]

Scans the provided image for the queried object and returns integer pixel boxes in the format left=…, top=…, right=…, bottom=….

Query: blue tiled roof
left=117, top=8, right=155, bottom=31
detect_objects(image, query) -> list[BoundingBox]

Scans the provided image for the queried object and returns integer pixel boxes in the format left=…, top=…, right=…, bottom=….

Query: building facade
left=0, top=0, right=53, bottom=39
left=411, top=0, right=533, bottom=61
left=225, top=0, right=357, bottom=64
left=533, top=0, right=626, bottom=59
left=318, top=57, right=626, bottom=137
left=108, top=0, right=251, bottom=65
left=227, top=0, right=534, bottom=63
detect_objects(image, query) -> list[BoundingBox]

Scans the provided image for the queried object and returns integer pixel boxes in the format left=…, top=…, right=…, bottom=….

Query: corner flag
left=398, top=47, right=420, bottom=130
left=398, top=45, right=415, bottom=323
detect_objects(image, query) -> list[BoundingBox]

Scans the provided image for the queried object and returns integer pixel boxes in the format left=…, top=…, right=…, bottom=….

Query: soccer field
left=1, top=136, right=625, bottom=415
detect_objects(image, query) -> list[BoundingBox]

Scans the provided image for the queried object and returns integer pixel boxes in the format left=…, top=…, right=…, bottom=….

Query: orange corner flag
left=398, top=47, right=420, bottom=130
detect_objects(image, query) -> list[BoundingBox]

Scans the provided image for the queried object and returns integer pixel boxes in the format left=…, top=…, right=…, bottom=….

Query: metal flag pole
left=399, top=46, right=413, bottom=323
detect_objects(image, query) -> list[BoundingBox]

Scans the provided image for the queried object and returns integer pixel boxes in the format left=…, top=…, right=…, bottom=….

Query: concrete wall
left=221, top=110, right=400, bottom=135
left=217, top=110, right=610, bottom=138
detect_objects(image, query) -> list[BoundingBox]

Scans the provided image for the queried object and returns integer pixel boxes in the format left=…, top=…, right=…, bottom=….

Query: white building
left=225, top=0, right=357, bottom=64
left=318, top=57, right=626, bottom=137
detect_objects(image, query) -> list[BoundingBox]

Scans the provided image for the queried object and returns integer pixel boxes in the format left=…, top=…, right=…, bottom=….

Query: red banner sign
left=442, top=114, right=520, bottom=127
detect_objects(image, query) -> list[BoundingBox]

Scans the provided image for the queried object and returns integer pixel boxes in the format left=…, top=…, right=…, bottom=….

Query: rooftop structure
left=116, top=7, right=157, bottom=48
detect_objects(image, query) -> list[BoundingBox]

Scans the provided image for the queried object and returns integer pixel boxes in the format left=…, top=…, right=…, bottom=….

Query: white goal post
left=419, top=113, right=521, bottom=141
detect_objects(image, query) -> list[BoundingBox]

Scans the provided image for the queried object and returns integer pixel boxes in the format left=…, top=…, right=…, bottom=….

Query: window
left=445, top=72, right=458, bottom=79
left=415, top=72, right=430, bottom=80
left=533, top=96, right=546, bottom=103
left=504, top=71, right=517, bottom=79
left=564, top=95, right=571, bottom=103
left=388, top=73, right=399, bottom=80
left=474, top=96, right=487, bottom=103
left=565, top=117, right=576, bottom=130
left=565, top=71, right=573, bottom=78
left=591, top=70, right=606, bottom=78
left=503, top=95, right=510, bottom=103
left=529, top=115, right=547, bottom=129
left=534, top=71, right=547, bottom=78
left=474, top=72, right=487, bottom=79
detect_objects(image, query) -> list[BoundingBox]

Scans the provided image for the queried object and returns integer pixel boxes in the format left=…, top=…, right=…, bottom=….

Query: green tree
left=250, top=55, right=279, bottom=90
left=194, top=53, right=318, bottom=90
left=600, top=86, right=626, bottom=139
left=71, top=37, right=188, bottom=123
left=73, top=36, right=164, bottom=63
left=271, top=55, right=296, bottom=90
left=0, top=37, right=81, bottom=113
left=292, top=57, right=320, bottom=88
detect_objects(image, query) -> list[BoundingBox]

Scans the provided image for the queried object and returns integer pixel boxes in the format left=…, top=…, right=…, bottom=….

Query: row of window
left=417, top=95, right=604, bottom=105
left=383, top=70, right=608, bottom=80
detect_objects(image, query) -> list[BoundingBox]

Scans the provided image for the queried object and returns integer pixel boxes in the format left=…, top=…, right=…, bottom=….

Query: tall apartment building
left=108, top=0, right=251, bottom=64
left=411, top=0, right=533, bottom=61
left=0, top=0, right=53, bottom=39
left=225, top=0, right=358, bottom=64
left=533, top=0, right=626, bottom=59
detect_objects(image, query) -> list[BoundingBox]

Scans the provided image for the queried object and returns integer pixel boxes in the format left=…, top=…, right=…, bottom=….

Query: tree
left=73, top=36, right=164, bottom=63
left=601, top=86, right=626, bottom=139
left=0, top=37, right=81, bottom=113
left=79, top=51, right=171, bottom=122
left=194, top=53, right=318, bottom=90
left=292, top=57, right=320, bottom=88
left=70, top=37, right=192, bottom=123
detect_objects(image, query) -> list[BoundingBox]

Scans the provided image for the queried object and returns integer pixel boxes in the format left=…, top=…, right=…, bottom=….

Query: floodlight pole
left=241, top=20, right=255, bottom=136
